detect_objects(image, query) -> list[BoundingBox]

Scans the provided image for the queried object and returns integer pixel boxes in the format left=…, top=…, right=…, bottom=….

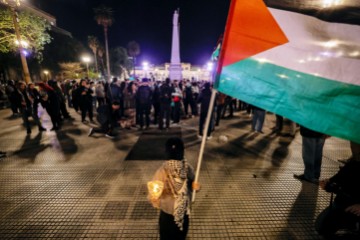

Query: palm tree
left=87, top=36, right=99, bottom=74
left=127, top=41, right=140, bottom=77
left=94, top=5, right=113, bottom=82
left=97, top=44, right=106, bottom=76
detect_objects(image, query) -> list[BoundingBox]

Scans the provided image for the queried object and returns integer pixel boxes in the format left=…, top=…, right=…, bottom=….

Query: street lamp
left=82, top=56, right=91, bottom=78
left=3, top=0, right=31, bottom=83
left=43, top=70, right=49, bottom=81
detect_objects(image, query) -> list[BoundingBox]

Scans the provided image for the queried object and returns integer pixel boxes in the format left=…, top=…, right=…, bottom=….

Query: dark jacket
left=96, top=104, right=119, bottom=125
left=300, top=126, right=324, bottom=138
left=79, top=86, right=93, bottom=106
left=136, top=84, right=152, bottom=105
left=108, top=83, right=122, bottom=103
left=197, top=87, right=212, bottom=113
left=159, top=83, right=174, bottom=104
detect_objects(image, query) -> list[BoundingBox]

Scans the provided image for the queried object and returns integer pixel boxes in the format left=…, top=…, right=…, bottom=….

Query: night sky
left=29, top=0, right=231, bottom=66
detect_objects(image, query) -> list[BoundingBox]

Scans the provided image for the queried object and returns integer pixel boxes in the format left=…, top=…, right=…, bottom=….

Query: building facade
left=135, top=63, right=213, bottom=81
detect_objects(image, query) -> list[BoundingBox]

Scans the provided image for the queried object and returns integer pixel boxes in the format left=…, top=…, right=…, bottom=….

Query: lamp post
left=43, top=70, right=49, bottom=81
left=4, top=0, right=31, bottom=83
left=82, top=56, right=91, bottom=78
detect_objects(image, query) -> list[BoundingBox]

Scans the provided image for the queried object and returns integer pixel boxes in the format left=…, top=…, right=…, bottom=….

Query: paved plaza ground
left=0, top=106, right=355, bottom=239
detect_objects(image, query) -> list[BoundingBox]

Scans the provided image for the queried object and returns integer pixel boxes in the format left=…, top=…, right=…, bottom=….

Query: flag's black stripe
left=265, top=0, right=360, bottom=25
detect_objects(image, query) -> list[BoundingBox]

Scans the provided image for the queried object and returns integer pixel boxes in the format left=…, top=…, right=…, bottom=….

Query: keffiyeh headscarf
left=164, top=159, right=190, bottom=231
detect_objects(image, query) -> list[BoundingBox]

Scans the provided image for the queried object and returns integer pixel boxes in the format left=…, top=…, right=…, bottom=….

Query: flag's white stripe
left=253, top=8, right=360, bottom=86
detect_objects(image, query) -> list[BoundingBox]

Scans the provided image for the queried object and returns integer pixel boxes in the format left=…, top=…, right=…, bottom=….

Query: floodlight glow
left=15, top=39, right=29, bottom=48
left=207, top=62, right=214, bottom=71
left=142, top=61, right=149, bottom=70
left=82, top=56, right=91, bottom=63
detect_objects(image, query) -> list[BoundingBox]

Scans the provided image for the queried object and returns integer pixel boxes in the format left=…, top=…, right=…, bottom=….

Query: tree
left=94, top=5, right=113, bottom=82
left=0, top=8, right=51, bottom=60
left=97, top=44, right=106, bottom=77
left=127, top=41, right=140, bottom=76
left=87, top=35, right=99, bottom=73
left=59, top=62, right=83, bottom=79
left=110, top=46, right=132, bottom=79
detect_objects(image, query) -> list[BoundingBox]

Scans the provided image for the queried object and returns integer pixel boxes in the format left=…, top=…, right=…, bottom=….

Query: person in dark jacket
left=159, top=78, right=174, bottom=130
left=27, top=83, right=47, bottom=131
left=107, top=77, right=122, bottom=104
left=5, top=80, right=19, bottom=116
left=78, top=79, right=94, bottom=123
left=48, top=80, right=71, bottom=120
left=294, top=126, right=327, bottom=184
left=88, top=101, right=120, bottom=138
left=316, top=161, right=360, bottom=237
left=38, top=82, right=61, bottom=131
left=136, top=78, right=153, bottom=130
left=17, top=81, right=45, bottom=134
left=197, top=82, right=214, bottom=139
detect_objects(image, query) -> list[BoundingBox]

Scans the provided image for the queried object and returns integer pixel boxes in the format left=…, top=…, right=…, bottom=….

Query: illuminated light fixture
left=296, top=74, right=302, bottom=78
left=349, top=51, right=360, bottom=57
left=22, top=49, right=28, bottom=56
left=15, top=39, right=28, bottom=48
left=298, top=60, right=305, bottom=64
left=142, top=61, right=149, bottom=70
left=322, top=40, right=338, bottom=48
left=314, top=57, right=322, bottom=62
left=207, top=62, right=214, bottom=71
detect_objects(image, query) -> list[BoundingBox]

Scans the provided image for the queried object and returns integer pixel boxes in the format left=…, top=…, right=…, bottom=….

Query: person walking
left=16, top=81, right=45, bottom=134
left=38, top=82, right=61, bottom=131
left=148, top=137, right=200, bottom=240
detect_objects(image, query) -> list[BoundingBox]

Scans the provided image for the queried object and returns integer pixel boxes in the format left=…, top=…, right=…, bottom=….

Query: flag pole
left=191, top=0, right=236, bottom=203
left=192, top=87, right=217, bottom=202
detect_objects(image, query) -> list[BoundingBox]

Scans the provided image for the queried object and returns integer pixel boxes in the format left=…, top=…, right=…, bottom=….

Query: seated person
left=316, top=161, right=360, bottom=237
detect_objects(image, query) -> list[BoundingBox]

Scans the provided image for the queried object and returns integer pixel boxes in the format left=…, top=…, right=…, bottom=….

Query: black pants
left=159, top=103, right=171, bottom=129
left=138, top=103, right=151, bottom=128
left=80, top=103, right=93, bottom=121
left=159, top=211, right=189, bottom=240
left=199, top=111, right=213, bottom=137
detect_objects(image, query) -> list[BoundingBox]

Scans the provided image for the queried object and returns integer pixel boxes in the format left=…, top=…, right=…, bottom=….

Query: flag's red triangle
left=221, top=0, right=289, bottom=67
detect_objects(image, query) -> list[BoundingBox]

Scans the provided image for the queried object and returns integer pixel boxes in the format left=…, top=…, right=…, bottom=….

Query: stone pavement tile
left=0, top=108, right=355, bottom=239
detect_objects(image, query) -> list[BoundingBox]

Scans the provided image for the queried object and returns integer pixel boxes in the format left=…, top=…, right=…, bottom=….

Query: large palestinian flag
left=215, top=0, right=360, bottom=143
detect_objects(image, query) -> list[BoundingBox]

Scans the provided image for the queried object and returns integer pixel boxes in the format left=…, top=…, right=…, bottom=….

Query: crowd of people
left=3, top=77, right=257, bottom=138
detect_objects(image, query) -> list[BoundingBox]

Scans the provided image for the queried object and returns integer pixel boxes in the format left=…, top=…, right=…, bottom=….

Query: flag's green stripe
left=215, top=58, right=360, bottom=143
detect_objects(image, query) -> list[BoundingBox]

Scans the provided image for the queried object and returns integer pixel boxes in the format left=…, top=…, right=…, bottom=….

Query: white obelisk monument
left=169, top=10, right=182, bottom=81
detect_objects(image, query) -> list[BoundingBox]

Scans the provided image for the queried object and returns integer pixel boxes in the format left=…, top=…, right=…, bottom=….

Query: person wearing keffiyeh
left=148, top=137, right=200, bottom=240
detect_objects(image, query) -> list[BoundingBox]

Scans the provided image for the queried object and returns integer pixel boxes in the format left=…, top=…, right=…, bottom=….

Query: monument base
left=169, top=63, right=182, bottom=81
